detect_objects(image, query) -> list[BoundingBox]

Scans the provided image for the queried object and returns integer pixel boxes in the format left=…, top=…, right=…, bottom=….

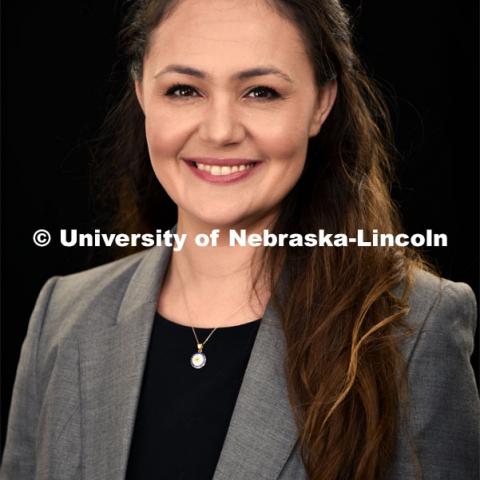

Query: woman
left=1, top=0, right=478, bottom=479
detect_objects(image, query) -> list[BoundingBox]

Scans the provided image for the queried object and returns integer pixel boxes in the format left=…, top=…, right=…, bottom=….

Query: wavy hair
left=92, top=1, right=438, bottom=478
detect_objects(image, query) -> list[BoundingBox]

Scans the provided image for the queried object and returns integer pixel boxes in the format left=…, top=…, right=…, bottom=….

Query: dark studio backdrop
left=1, top=0, right=478, bottom=456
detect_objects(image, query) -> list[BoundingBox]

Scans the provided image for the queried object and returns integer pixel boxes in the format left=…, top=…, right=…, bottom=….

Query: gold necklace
left=175, top=260, right=252, bottom=369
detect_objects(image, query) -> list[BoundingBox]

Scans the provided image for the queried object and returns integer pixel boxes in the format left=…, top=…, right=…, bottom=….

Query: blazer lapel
left=212, top=297, right=300, bottom=480
left=78, top=228, right=299, bottom=480
left=78, top=244, right=172, bottom=480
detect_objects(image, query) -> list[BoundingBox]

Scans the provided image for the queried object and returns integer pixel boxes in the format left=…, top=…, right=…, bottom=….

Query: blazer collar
left=78, top=226, right=299, bottom=480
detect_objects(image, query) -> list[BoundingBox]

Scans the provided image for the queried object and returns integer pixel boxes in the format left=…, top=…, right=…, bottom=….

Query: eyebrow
left=153, top=64, right=293, bottom=83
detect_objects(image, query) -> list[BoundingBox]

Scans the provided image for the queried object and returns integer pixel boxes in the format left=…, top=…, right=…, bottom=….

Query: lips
left=182, top=157, right=263, bottom=184
left=187, top=161, right=257, bottom=176
left=183, top=157, right=261, bottom=167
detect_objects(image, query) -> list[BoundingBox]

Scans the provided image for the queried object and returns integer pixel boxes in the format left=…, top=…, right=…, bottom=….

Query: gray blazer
left=1, top=242, right=479, bottom=480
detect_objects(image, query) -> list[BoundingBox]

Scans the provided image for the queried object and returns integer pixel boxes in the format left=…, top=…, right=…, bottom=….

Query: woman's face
left=135, top=0, right=337, bottom=230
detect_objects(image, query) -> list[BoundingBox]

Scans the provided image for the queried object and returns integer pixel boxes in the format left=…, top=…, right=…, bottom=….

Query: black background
left=1, top=0, right=479, bottom=456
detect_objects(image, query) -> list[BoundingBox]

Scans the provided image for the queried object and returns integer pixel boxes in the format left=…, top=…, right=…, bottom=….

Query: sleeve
left=0, top=276, right=61, bottom=480
left=402, top=281, right=479, bottom=480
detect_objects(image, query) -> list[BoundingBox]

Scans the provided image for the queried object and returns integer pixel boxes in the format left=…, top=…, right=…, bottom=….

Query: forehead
left=145, top=0, right=309, bottom=77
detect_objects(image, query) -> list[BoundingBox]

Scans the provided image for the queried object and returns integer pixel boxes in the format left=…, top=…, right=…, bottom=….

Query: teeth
left=196, top=162, right=255, bottom=175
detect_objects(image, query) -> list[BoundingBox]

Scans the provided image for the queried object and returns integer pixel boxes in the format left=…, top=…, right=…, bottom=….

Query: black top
left=125, top=311, right=262, bottom=480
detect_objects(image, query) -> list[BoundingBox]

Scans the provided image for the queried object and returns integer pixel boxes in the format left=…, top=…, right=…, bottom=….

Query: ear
left=308, top=80, right=337, bottom=137
left=134, top=79, right=145, bottom=114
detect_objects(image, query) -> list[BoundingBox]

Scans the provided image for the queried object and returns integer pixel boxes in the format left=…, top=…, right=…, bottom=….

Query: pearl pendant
left=191, top=351, right=207, bottom=369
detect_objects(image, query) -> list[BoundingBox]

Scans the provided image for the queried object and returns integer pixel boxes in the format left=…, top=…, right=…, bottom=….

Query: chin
left=185, top=210, right=256, bottom=231
left=196, top=217, right=246, bottom=230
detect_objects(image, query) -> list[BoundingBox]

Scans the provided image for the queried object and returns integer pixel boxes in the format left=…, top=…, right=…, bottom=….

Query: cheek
left=254, top=107, right=312, bottom=200
left=144, top=111, right=189, bottom=160
left=253, top=106, right=311, bottom=168
left=143, top=111, right=194, bottom=203
left=143, top=109, right=195, bottom=197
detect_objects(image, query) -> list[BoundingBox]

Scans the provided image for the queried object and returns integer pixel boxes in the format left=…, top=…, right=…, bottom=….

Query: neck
left=158, top=212, right=276, bottom=328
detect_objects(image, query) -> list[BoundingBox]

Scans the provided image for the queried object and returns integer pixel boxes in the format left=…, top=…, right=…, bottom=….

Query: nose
left=198, top=96, right=246, bottom=146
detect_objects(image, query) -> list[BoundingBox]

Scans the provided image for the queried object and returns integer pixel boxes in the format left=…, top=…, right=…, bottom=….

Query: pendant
left=191, top=351, right=207, bottom=369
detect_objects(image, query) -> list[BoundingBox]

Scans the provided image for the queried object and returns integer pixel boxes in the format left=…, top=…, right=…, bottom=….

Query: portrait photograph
left=1, top=1, right=478, bottom=479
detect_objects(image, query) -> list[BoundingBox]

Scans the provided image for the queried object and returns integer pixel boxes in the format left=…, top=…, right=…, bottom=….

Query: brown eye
left=247, top=86, right=280, bottom=100
left=165, top=84, right=199, bottom=98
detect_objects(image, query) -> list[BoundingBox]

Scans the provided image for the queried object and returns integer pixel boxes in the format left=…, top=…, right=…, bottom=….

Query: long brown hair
left=93, top=1, right=438, bottom=478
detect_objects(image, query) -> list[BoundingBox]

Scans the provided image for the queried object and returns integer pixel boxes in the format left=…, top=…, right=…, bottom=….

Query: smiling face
left=135, top=0, right=337, bottom=232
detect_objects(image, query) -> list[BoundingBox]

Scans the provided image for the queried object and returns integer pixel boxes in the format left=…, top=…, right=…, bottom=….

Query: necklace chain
left=174, top=257, right=251, bottom=351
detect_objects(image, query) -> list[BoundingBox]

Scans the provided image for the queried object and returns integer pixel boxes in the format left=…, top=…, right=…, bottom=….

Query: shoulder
left=397, top=266, right=477, bottom=361
left=389, top=267, right=479, bottom=479
left=32, top=247, right=160, bottom=347
left=396, top=267, right=477, bottom=361
left=49, top=247, right=151, bottom=306
left=396, top=267, right=477, bottom=335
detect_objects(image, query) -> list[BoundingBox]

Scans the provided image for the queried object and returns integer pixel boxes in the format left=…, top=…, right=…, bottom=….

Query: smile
left=182, top=159, right=262, bottom=184
left=195, top=162, right=257, bottom=176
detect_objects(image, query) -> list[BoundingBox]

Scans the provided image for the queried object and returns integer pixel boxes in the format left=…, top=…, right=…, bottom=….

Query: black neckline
left=155, top=311, right=261, bottom=332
